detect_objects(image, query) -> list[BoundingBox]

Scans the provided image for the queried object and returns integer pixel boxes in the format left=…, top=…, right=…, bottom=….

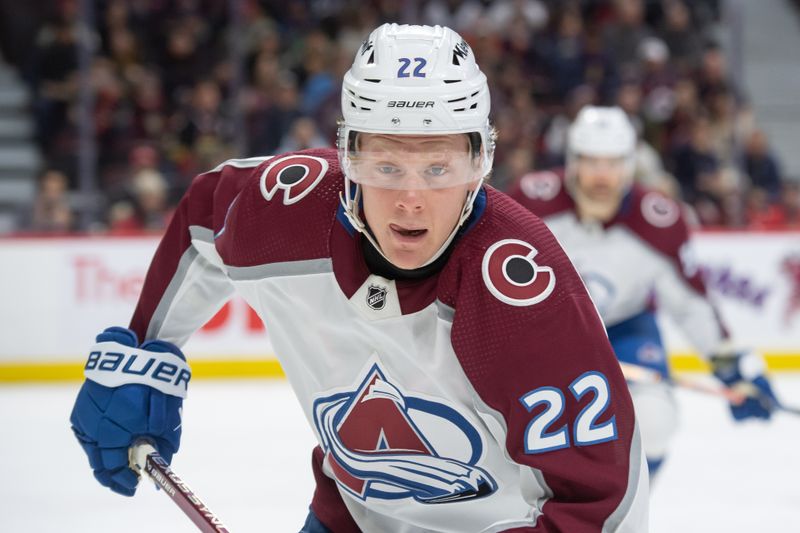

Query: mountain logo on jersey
left=366, top=284, right=388, bottom=310
left=482, top=239, right=556, bottom=306
left=259, top=154, right=328, bottom=205
left=312, top=361, right=497, bottom=504
left=581, top=271, right=616, bottom=314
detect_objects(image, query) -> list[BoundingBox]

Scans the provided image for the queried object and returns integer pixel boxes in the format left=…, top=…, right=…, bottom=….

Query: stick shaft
left=131, top=443, right=230, bottom=533
left=619, top=362, right=799, bottom=416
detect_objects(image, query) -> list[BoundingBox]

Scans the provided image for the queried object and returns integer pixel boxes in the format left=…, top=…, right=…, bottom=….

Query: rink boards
left=1, top=231, right=799, bottom=381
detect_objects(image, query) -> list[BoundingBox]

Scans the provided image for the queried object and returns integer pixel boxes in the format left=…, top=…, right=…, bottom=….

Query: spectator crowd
left=7, top=0, right=800, bottom=232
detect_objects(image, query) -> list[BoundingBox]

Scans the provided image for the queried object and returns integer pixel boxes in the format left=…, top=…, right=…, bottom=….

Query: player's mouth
left=390, top=223, right=428, bottom=242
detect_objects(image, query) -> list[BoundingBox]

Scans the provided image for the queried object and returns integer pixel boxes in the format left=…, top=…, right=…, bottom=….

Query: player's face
left=575, top=155, right=628, bottom=205
left=359, top=134, right=476, bottom=269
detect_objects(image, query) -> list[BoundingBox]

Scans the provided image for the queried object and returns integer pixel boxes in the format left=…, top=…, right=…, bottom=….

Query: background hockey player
left=70, top=25, right=648, bottom=532
left=508, top=105, right=780, bottom=480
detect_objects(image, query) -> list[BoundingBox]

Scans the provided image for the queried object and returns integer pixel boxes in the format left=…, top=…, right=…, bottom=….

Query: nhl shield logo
left=366, top=284, right=388, bottom=310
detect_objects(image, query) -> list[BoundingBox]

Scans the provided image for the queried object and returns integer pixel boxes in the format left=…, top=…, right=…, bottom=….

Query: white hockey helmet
left=338, top=23, right=494, bottom=266
left=341, top=23, right=492, bottom=148
left=566, top=105, right=637, bottom=181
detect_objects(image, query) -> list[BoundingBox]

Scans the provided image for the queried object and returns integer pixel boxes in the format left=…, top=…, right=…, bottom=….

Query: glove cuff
left=711, top=351, right=767, bottom=384
left=84, top=340, right=191, bottom=398
left=710, top=354, right=739, bottom=383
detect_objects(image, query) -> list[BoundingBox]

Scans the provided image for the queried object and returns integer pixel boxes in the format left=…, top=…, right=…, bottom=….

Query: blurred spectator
left=540, top=84, right=596, bottom=166
left=277, top=116, right=330, bottom=154
left=744, top=186, right=785, bottom=229
left=705, top=84, right=752, bottom=166
left=492, top=146, right=536, bottom=193
left=537, top=5, right=591, bottom=99
left=247, top=73, right=302, bottom=156
left=297, top=32, right=337, bottom=116
left=485, top=0, right=549, bottom=33
left=238, top=0, right=279, bottom=57
left=28, top=169, right=75, bottom=233
left=743, top=179, right=800, bottom=229
left=31, top=17, right=80, bottom=158
left=171, top=79, right=235, bottom=180
left=659, top=0, right=705, bottom=73
left=671, top=117, right=734, bottom=225
left=130, top=69, right=167, bottom=141
left=741, top=128, right=783, bottom=201
left=603, top=0, right=651, bottom=75
left=639, top=37, right=678, bottom=125
left=696, top=43, right=738, bottom=101
left=3, top=0, right=790, bottom=232
left=108, top=169, right=171, bottom=233
left=660, top=77, right=701, bottom=151
left=160, top=22, right=208, bottom=107
left=779, top=181, right=800, bottom=227
left=421, top=0, right=485, bottom=32
left=615, top=77, right=644, bottom=127
left=175, top=79, right=230, bottom=147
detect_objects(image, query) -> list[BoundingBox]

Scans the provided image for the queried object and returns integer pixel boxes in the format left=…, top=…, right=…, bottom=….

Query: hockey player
left=508, top=106, right=780, bottom=479
left=70, top=25, right=648, bottom=532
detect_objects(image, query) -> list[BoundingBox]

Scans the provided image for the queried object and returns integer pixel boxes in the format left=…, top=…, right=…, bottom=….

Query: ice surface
left=1, top=376, right=798, bottom=532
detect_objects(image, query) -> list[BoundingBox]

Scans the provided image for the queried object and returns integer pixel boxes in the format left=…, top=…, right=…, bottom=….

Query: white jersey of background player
left=509, top=106, right=780, bottom=480
left=70, top=26, right=650, bottom=532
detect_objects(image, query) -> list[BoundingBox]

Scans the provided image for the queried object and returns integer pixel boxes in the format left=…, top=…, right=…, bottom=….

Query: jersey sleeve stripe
left=602, top=420, right=648, bottom=532
left=145, top=246, right=200, bottom=340
left=226, top=258, right=333, bottom=281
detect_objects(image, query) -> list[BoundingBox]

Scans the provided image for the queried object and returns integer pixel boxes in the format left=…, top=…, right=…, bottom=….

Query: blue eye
left=377, top=165, right=400, bottom=175
left=424, top=166, right=448, bottom=179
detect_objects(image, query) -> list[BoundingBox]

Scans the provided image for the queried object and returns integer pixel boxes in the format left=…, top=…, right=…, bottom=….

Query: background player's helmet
left=566, top=105, right=637, bottom=186
left=338, top=23, right=494, bottom=266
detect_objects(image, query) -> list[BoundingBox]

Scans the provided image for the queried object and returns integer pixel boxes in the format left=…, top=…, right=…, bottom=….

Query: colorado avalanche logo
left=259, top=155, right=328, bottom=205
left=482, top=239, right=556, bottom=306
left=520, top=171, right=561, bottom=201
left=312, top=362, right=497, bottom=504
left=641, top=192, right=680, bottom=228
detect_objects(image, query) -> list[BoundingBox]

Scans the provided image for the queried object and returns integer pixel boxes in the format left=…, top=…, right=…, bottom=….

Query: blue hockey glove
left=710, top=350, right=779, bottom=421
left=69, top=327, right=191, bottom=496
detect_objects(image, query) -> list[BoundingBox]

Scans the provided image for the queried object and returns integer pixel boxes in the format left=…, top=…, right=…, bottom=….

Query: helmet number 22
left=398, top=57, right=427, bottom=78
left=518, top=371, right=618, bottom=454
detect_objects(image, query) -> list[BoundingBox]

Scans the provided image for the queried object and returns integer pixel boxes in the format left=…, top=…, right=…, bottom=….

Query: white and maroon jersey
left=129, top=149, right=647, bottom=532
left=508, top=169, right=727, bottom=356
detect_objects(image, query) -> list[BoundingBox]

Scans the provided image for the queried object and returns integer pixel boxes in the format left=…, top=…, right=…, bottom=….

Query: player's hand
left=710, top=350, right=779, bottom=421
left=69, top=327, right=189, bottom=496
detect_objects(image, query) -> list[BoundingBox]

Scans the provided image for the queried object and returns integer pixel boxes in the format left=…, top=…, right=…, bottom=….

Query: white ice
left=1, top=376, right=798, bottom=532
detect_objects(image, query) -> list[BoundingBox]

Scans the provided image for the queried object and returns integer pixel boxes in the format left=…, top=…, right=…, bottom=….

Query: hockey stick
left=130, top=440, right=230, bottom=533
left=618, top=362, right=800, bottom=416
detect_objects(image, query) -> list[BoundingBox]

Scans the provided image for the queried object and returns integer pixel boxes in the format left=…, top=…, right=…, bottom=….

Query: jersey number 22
left=519, top=371, right=618, bottom=454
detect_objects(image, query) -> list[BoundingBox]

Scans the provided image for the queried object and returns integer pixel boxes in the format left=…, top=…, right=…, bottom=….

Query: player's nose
left=395, top=187, right=425, bottom=211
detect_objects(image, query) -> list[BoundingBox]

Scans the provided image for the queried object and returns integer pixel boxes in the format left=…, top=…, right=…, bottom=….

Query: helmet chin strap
left=339, top=177, right=485, bottom=269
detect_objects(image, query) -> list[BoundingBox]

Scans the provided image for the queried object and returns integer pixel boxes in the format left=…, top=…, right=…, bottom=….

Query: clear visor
left=576, top=154, right=629, bottom=172
left=340, top=130, right=490, bottom=190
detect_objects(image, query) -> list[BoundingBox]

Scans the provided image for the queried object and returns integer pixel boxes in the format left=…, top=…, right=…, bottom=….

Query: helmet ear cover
left=466, top=131, right=482, bottom=159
